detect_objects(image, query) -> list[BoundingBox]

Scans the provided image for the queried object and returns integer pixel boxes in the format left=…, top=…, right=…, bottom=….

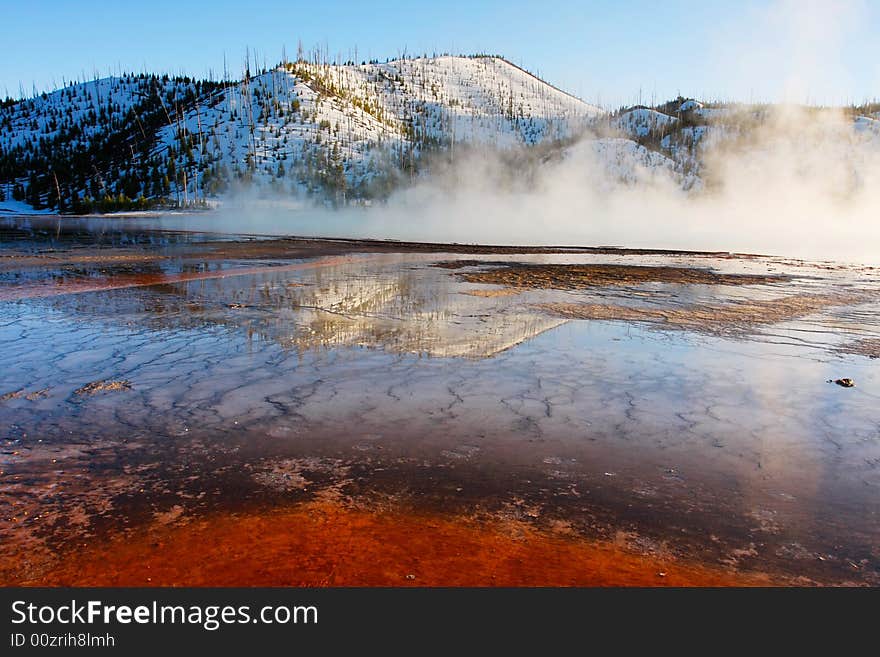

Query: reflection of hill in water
left=35, top=259, right=566, bottom=359
left=279, top=305, right=565, bottom=358
left=32, top=248, right=880, bottom=360
left=273, top=267, right=565, bottom=358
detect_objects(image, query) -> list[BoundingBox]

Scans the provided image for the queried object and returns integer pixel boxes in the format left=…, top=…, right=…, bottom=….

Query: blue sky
left=3, top=0, right=878, bottom=107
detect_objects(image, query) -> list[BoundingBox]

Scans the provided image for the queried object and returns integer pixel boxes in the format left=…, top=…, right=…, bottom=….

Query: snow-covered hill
left=0, top=56, right=607, bottom=211
left=1, top=56, right=877, bottom=213
left=611, top=107, right=677, bottom=138
left=608, top=100, right=880, bottom=190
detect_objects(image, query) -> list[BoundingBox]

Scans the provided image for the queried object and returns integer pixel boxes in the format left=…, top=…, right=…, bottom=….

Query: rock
left=74, top=379, right=132, bottom=395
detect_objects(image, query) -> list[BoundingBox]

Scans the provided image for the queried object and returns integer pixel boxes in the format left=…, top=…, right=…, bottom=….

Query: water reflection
left=2, top=220, right=880, bottom=584
left=17, top=254, right=566, bottom=358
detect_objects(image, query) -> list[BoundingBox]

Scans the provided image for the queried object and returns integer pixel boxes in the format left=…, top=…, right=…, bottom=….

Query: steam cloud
left=210, top=103, right=880, bottom=264
left=204, top=1, right=880, bottom=264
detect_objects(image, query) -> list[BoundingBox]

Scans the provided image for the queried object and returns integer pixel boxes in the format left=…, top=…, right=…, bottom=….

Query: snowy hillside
left=611, top=107, right=677, bottom=138
left=0, top=73, right=223, bottom=210
left=0, top=55, right=604, bottom=211
left=583, top=138, right=697, bottom=190
left=1, top=57, right=878, bottom=214
left=608, top=99, right=880, bottom=189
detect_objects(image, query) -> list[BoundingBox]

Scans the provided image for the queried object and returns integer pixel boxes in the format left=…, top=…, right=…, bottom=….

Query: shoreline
left=6, top=212, right=879, bottom=267
left=3, top=213, right=769, bottom=258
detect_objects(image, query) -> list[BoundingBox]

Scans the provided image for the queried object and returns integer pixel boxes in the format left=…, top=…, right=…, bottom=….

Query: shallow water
left=1, top=217, right=879, bottom=585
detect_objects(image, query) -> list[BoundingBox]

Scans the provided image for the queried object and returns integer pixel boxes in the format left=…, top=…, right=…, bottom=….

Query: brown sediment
left=74, top=379, right=132, bottom=395
left=2, top=500, right=777, bottom=587
left=535, top=292, right=872, bottom=333
left=835, top=338, right=880, bottom=359
left=188, top=237, right=753, bottom=259
left=457, top=263, right=786, bottom=289
left=0, top=253, right=171, bottom=268
left=0, top=255, right=369, bottom=301
left=0, top=240, right=355, bottom=272
left=459, top=287, right=523, bottom=298
left=0, top=236, right=751, bottom=274
left=432, top=260, right=487, bottom=269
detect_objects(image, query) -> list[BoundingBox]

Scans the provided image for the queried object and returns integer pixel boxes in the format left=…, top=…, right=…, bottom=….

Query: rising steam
left=202, top=1, right=880, bottom=264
